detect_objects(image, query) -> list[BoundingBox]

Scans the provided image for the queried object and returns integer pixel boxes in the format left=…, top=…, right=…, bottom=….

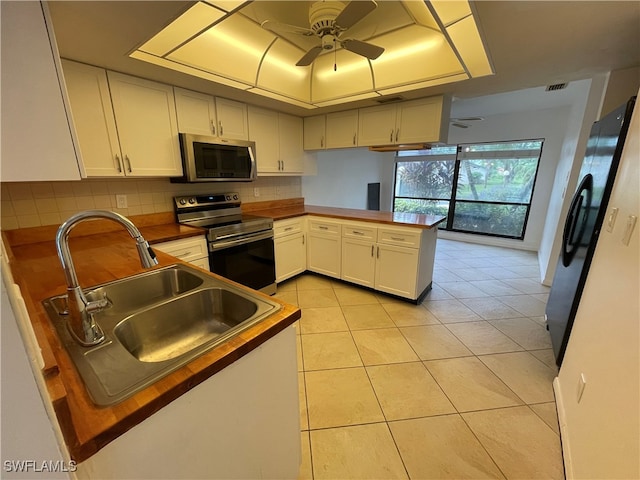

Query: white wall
left=554, top=89, right=639, bottom=479
left=445, top=103, right=574, bottom=254
left=537, top=75, right=607, bottom=284
left=302, top=148, right=395, bottom=211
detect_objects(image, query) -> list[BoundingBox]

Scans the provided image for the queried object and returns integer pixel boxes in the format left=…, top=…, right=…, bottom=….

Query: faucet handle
left=85, top=291, right=112, bottom=314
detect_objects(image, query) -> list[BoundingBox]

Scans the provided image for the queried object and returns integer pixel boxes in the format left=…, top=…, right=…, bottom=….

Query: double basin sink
left=43, top=264, right=281, bottom=406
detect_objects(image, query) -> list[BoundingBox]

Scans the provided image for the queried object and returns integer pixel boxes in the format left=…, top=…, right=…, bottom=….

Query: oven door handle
left=209, top=230, right=274, bottom=251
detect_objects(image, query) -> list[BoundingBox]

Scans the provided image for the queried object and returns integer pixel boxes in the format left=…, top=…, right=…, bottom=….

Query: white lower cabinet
left=340, top=221, right=436, bottom=301
left=274, top=218, right=306, bottom=283
left=306, top=217, right=341, bottom=279
left=153, top=236, right=209, bottom=271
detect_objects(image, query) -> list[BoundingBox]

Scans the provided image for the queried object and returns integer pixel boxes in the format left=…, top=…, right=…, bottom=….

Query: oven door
left=209, top=230, right=276, bottom=295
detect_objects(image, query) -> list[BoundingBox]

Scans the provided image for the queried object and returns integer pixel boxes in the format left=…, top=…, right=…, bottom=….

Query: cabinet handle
left=219, top=121, right=223, bottom=136
left=114, top=154, right=123, bottom=173
left=319, top=225, right=328, bottom=230
left=124, top=155, right=132, bottom=173
left=302, top=234, right=305, bottom=245
left=211, top=120, right=216, bottom=135
left=352, top=231, right=364, bottom=236
left=395, top=129, right=399, bottom=143
left=391, top=236, right=405, bottom=241
left=371, top=245, right=374, bottom=257
left=176, top=251, right=192, bottom=258
left=377, top=246, right=380, bottom=258
left=284, top=227, right=293, bottom=231
left=390, top=130, right=394, bottom=142
left=353, top=134, right=356, bottom=145
left=321, top=136, right=324, bottom=148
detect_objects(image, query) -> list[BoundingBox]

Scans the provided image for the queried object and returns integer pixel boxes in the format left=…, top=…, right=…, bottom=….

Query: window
left=393, top=140, right=543, bottom=239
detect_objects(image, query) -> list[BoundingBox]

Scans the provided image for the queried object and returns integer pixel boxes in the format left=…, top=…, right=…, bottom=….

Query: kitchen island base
left=74, top=326, right=300, bottom=479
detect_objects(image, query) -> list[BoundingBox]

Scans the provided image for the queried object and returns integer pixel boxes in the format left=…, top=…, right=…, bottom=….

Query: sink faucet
left=56, top=210, right=158, bottom=346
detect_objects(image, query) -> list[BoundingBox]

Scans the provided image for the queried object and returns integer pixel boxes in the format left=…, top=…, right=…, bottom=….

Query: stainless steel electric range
left=174, top=193, right=276, bottom=295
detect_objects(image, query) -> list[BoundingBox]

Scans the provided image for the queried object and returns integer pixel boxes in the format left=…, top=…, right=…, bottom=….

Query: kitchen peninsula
left=245, top=198, right=447, bottom=303
left=1, top=212, right=301, bottom=478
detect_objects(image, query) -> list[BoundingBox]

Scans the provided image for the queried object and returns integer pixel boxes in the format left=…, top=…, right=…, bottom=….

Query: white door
left=278, top=113, right=304, bottom=174
left=341, top=238, right=376, bottom=288
left=216, top=97, right=249, bottom=140
left=307, top=233, right=341, bottom=278
left=357, top=104, right=397, bottom=146
left=249, top=106, right=280, bottom=173
left=174, top=88, right=217, bottom=136
left=325, top=110, right=358, bottom=148
left=374, top=243, right=419, bottom=299
left=275, top=233, right=306, bottom=282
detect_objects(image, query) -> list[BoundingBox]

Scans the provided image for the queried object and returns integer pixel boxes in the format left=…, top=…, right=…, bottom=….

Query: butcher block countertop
left=2, top=212, right=300, bottom=463
left=243, top=198, right=447, bottom=229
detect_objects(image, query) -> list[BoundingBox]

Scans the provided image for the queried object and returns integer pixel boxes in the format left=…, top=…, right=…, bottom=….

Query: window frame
left=393, top=139, right=544, bottom=240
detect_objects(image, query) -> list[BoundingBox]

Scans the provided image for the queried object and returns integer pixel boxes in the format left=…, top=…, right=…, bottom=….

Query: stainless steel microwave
left=173, top=133, right=257, bottom=182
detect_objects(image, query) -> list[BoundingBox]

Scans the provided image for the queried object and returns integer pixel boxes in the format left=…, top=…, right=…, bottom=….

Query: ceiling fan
left=261, top=0, right=384, bottom=67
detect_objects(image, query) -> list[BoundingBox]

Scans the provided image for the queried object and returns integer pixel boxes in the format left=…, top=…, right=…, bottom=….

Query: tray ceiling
left=131, top=0, right=493, bottom=109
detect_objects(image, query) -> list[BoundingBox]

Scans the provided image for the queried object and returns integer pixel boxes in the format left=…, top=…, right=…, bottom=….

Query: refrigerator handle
left=562, top=174, right=593, bottom=267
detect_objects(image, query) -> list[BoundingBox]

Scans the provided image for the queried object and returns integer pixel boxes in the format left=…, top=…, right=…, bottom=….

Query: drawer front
left=342, top=222, right=376, bottom=241
left=308, top=218, right=341, bottom=236
left=154, top=236, right=208, bottom=262
left=274, top=218, right=304, bottom=238
left=377, top=228, right=421, bottom=248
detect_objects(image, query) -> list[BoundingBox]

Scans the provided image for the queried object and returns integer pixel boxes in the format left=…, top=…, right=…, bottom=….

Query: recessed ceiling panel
left=257, top=39, right=312, bottom=102
left=167, top=14, right=275, bottom=84
left=311, top=50, right=374, bottom=103
left=430, top=0, right=472, bottom=26
left=401, top=0, right=440, bottom=30
left=138, top=2, right=226, bottom=57
left=447, top=15, right=494, bottom=77
left=372, top=26, right=464, bottom=89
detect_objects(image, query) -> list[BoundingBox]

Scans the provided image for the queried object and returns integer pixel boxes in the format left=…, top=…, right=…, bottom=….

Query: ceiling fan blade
left=340, top=39, right=384, bottom=60
left=334, top=0, right=377, bottom=31
left=296, top=46, right=323, bottom=66
left=260, top=20, right=314, bottom=36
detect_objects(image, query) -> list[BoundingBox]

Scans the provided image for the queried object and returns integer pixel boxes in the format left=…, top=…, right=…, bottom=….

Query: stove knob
left=178, top=198, right=187, bottom=205
left=188, top=197, right=196, bottom=204
left=233, top=194, right=239, bottom=200
left=226, top=195, right=231, bottom=201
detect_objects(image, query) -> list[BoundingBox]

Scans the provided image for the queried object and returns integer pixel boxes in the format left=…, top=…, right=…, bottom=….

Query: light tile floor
left=275, top=239, right=564, bottom=480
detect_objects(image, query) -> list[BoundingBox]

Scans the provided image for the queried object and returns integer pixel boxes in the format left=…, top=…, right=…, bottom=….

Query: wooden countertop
left=243, top=198, right=446, bottom=229
left=2, top=216, right=300, bottom=463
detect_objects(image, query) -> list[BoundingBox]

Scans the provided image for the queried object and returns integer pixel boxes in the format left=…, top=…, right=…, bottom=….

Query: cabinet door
left=275, top=232, right=306, bottom=283
left=107, top=72, right=182, bottom=177
left=357, top=104, right=397, bottom=146
left=396, top=97, right=446, bottom=144
left=249, top=106, right=280, bottom=173
left=341, top=238, right=376, bottom=288
left=278, top=113, right=304, bottom=174
left=62, top=60, right=124, bottom=177
left=303, top=115, right=326, bottom=150
left=307, top=232, right=341, bottom=278
left=1, top=1, right=82, bottom=181
left=216, top=97, right=249, bottom=140
left=325, top=110, right=358, bottom=148
left=174, top=87, right=217, bottom=136
left=374, top=243, right=419, bottom=299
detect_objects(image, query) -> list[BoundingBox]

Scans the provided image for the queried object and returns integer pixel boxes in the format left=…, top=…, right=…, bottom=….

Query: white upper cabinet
left=358, top=96, right=449, bottom=146
left=250, top=106, right=304, bottom=175
left=278, top=113, right=304, bottom=174
left=303, top=115, right=326, bottom=150
left=326, top=110, right=359, bottom=148
left=1, top=2, right=82, bottom=181
left=215, top=97, right=249, bottom=140
left=62, top=60, right=124, bottom=176
left=174, top=87, right=217, bottom=136
left=249, top=106, right=280, bottom=173
left=107, top=71, right=182, bottom=177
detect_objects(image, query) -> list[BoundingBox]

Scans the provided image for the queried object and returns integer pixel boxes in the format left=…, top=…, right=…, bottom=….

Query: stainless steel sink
left=42, top=264, right=281, bottom=406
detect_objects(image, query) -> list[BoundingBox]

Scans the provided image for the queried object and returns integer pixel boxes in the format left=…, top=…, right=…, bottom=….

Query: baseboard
left=553, top=376, right=573, bottom=479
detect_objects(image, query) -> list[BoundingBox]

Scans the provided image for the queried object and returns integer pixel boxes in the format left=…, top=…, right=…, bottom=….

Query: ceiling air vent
left=546, top=83, right=568, bottom=91
left=376, top=96, right=404, bottom=104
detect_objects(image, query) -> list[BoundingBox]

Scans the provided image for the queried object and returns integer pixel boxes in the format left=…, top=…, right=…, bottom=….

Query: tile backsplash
left=0, top=176, right=301, bottom=230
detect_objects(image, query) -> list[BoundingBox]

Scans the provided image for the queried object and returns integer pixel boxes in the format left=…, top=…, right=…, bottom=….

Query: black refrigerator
left=546, top=96, right=636, bottom=367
